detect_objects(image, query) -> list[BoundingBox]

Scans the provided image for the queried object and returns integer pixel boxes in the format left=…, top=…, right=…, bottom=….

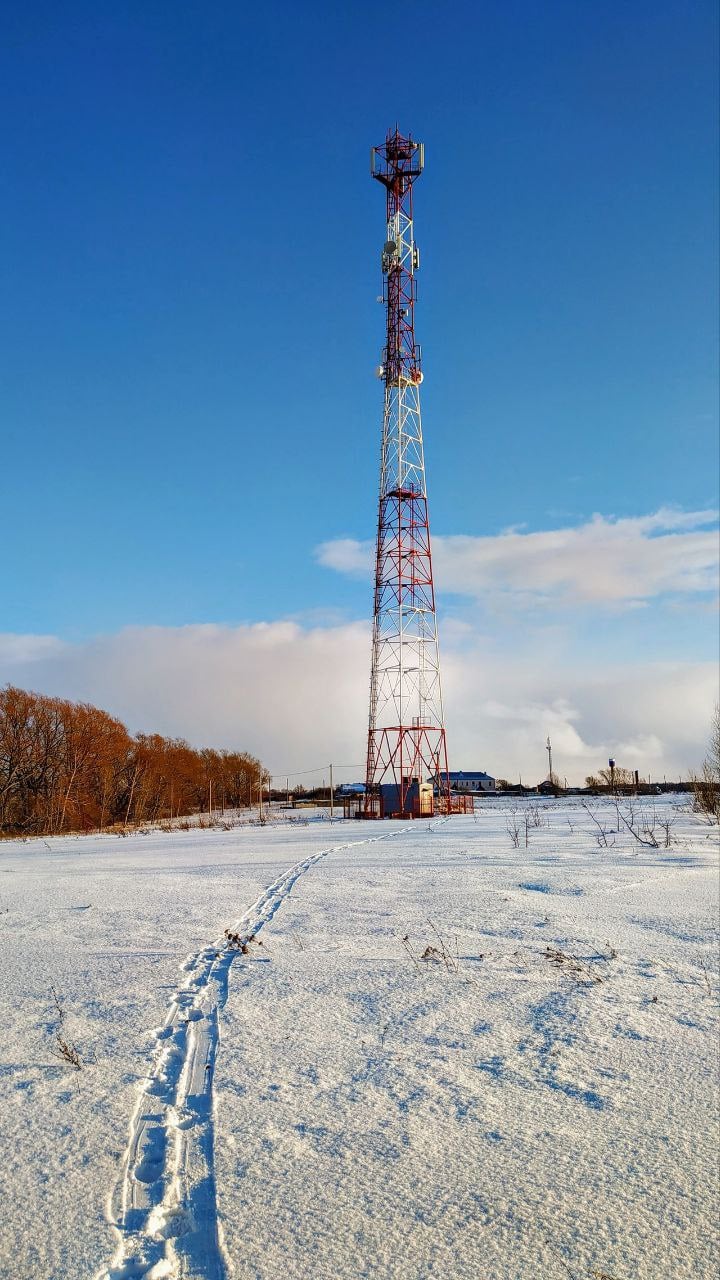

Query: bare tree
left=506, top=809, right=521, bottom=848
left=691, top=705, right=720, bottom=823
left=598, top=763, right=635, bottom=793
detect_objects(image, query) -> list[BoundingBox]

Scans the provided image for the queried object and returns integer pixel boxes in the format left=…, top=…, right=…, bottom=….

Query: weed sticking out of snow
left=223, top=928, right=265, bottom=955
left=47, top=985, right=86, bottom=1071
left=402, top=922, right=461, bottom=974
left=543, top=944, right=615, bottom=986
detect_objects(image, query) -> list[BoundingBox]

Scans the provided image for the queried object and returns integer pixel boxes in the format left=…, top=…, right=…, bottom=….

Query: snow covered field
left=0, top=798, right=717, bottom=1280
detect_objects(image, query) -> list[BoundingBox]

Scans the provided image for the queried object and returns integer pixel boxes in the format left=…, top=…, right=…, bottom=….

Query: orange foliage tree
left=0, top=685, right=265, bottom=835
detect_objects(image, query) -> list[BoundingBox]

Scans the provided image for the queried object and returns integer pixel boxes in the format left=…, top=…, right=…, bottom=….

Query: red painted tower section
left=364, top=129, right=451, bottom=818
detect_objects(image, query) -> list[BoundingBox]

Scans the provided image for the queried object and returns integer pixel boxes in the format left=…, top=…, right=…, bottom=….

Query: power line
left=268, top=763, right=364, bottom=779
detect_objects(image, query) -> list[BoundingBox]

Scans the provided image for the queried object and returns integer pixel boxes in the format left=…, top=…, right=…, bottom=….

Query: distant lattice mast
left=364, top=128, right=450, bottom=817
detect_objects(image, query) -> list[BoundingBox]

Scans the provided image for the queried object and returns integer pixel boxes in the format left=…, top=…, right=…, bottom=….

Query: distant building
left=537, top=778, right=558, bottom=794
left=443, top=770, right=495, bottom=794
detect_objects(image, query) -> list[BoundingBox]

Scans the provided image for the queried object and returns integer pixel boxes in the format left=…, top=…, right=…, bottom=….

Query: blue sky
left=1, top=2, right=717, bottom=779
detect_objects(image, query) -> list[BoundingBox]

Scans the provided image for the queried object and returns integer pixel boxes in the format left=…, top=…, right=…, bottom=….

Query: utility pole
left=286, top=776, right=290, bottom=807
left=258, top=776, right=264, bottom=821
left=209, top=778, right=212, bottom=820
left=365, top=129, right=449, bottom=819
left=330, top=763, right=334, bottom=822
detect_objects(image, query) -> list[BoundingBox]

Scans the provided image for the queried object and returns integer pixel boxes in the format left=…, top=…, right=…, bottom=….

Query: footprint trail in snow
left=97, top=828, right=408, bottom=1280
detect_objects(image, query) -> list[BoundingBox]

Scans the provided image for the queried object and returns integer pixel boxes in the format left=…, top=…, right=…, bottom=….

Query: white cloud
left=0, top=633, right=68, bottom=664
left=317, top=538, right=372, bottom=577
left=0, top=623, right=370, bottom=778
left=316, top=507, right=720, bottom=607
left=1, top=622, right=716, bottom=786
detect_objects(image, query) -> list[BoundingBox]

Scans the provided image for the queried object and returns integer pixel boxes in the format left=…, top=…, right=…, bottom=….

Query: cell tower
left=364, top=128, right=450, bottom=819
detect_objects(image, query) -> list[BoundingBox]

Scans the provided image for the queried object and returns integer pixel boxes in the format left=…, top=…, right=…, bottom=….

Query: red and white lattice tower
left=364, top=128, right=450, bottom=818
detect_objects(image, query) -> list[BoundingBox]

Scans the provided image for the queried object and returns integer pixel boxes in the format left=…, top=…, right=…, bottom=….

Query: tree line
left=0, top=685, right=267, bottom=836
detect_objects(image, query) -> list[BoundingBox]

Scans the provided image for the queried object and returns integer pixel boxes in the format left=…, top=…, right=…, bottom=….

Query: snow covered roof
left=447, top=770, right=495, bottom=781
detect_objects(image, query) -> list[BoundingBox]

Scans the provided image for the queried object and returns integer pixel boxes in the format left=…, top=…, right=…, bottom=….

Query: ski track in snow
left=97, top=826, right=413, bottom=1280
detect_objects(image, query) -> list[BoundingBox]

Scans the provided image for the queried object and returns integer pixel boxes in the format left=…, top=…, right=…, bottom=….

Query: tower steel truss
left=364, top=128, right=450, bottom=818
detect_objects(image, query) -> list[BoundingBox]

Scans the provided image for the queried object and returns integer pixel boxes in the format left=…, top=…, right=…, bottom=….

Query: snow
left=0, top=798, right=717, bottom=1279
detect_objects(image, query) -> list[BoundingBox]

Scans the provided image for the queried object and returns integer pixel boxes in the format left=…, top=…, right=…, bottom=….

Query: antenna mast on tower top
left=363, top=128, right=451, bottom=818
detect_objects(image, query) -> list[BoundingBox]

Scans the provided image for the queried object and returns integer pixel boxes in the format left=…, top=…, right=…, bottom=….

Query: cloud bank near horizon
left=0, top=621, right=715, bottom=786
left=2, top=510, right=716, bottom=786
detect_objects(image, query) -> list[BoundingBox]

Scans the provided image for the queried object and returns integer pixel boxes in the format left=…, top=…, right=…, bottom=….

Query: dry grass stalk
left=544, top=945, right=609, bottom=985
left=224, top=928, right=264, bottom=955
left=52, top=1035, right=82, bottom=1069
left=49, top=986, right=83, bottom=1069
left=402, top=924, right=460, bottom=974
